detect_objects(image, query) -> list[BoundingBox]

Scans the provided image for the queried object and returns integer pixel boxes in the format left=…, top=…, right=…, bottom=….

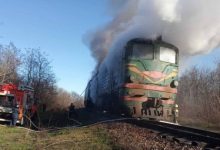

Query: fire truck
left=0, top=83, right=34, bottom=125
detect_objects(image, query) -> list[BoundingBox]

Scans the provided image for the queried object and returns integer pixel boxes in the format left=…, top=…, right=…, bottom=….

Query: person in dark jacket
left=30, top=102, right=38, bottom=127
left=11, top=105, right=19, bottom=126
left=68, top=103, right=78, bottom=119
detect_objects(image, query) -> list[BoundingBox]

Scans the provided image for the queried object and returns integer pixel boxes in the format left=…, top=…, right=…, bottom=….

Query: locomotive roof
left=127, top=38, right=179, bottom=51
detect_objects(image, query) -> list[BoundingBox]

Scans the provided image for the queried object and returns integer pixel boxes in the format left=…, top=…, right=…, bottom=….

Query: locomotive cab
left=123, top=38, right=179, bottom=122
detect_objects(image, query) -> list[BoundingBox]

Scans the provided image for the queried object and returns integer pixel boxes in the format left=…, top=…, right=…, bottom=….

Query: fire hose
left=0, top=113, right=134, bottom=133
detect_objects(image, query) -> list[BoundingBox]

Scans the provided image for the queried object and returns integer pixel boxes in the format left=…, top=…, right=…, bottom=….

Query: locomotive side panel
left=85, top=47, right=126, bottom=112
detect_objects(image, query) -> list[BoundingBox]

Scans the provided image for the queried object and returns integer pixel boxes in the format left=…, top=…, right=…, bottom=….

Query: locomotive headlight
left=128, top=74, right=142, bottom=83
left=130, top=76, right=135, bottom=82
left=129, top=75, right=139, bottom=83
left=174, top=80, right=178, bottom=87
left=171, top=80, right=178, bottom=88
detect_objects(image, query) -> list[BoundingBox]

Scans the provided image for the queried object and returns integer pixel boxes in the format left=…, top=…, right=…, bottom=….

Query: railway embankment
left=0, top=122, right=205, bottom=150
left=3, top=109, right=220, bottom=150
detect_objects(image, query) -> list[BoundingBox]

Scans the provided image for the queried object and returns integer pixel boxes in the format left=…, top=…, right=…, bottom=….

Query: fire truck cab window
left=0, top=96, right=6, bottom=105
left=0, top=96, right=13, bottom=107
left=160, top=47, right=176, bottom=64
left=132, top=44, right=154, bottom=59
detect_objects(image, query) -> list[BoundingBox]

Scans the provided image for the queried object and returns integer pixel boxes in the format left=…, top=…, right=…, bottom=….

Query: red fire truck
left=0, top=83, right=34, bottom=125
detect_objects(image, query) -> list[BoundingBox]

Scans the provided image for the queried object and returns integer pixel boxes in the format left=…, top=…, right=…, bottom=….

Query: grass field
left=0, top=125, right=118, bottom=150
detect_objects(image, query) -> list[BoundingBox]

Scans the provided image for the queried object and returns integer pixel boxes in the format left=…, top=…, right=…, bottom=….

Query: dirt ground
left=98, top=122, right=203, bottom=150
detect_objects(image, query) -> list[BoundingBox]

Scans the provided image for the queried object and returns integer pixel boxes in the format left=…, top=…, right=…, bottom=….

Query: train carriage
left=85, top=37, right=179, bottom=123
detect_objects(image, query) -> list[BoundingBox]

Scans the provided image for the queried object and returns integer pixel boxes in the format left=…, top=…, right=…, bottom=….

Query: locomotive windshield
left=131, top=44, right=154, bottom=59
left=160, top=47, right=176, bottom=64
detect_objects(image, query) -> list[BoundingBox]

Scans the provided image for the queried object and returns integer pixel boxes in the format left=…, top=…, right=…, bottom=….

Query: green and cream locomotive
left=85, top=37, right=179, bottom=123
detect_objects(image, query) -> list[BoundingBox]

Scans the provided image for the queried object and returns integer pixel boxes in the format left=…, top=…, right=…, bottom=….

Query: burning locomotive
left=85, top=37, right=179, bottom=123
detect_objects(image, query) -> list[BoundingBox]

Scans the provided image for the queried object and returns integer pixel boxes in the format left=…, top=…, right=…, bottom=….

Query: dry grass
left=0, top=126, right=35, bottom=149
left=0, top=125, right=117, bottom=150
left=0, top=121, right=208, bottom=150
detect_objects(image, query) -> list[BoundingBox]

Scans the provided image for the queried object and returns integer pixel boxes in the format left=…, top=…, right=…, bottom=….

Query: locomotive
left=85, top=37, right=179, bottom=123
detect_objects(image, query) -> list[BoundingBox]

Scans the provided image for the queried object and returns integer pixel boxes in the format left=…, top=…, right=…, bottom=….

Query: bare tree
left=0, top=43, right=83, bottom=115
left=22, top=48, right=56, bottom=104
left=0, top=43, right=21, bottom=83
left=48, top=88, right=84, bottom=111
left=178, top=61, right=220, bottom=127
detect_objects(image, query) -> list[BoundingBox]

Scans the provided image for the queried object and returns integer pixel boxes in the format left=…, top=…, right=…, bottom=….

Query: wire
left=0, top=115, right=134, bottom=133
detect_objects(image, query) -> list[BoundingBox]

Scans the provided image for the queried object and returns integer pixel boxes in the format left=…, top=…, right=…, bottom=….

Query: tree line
left=177, top=60, right=220, bottom=128
left=0, top=42, right=83, bottom=111
left=2, top=42, right=219, bottom=127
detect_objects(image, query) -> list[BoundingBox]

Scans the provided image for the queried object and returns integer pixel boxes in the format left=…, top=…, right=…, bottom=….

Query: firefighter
left=68, top=103, right=77, bottom=119
left=42, top=103, right=47, bottom=112
left=30, top=102, right=38, bottom=128
left=11, top=104, right=19, bottom=126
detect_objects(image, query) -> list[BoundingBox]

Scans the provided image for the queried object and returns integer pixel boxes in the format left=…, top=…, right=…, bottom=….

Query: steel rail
left=124, top=119, right=220, bottom=148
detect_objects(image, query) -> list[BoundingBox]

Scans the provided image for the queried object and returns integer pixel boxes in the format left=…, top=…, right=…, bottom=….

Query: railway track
left=71, top=111, right=220, bottom=149
left=124, top=119, right=220, bottom=149
left=42, top=110, right=220, bottom=149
